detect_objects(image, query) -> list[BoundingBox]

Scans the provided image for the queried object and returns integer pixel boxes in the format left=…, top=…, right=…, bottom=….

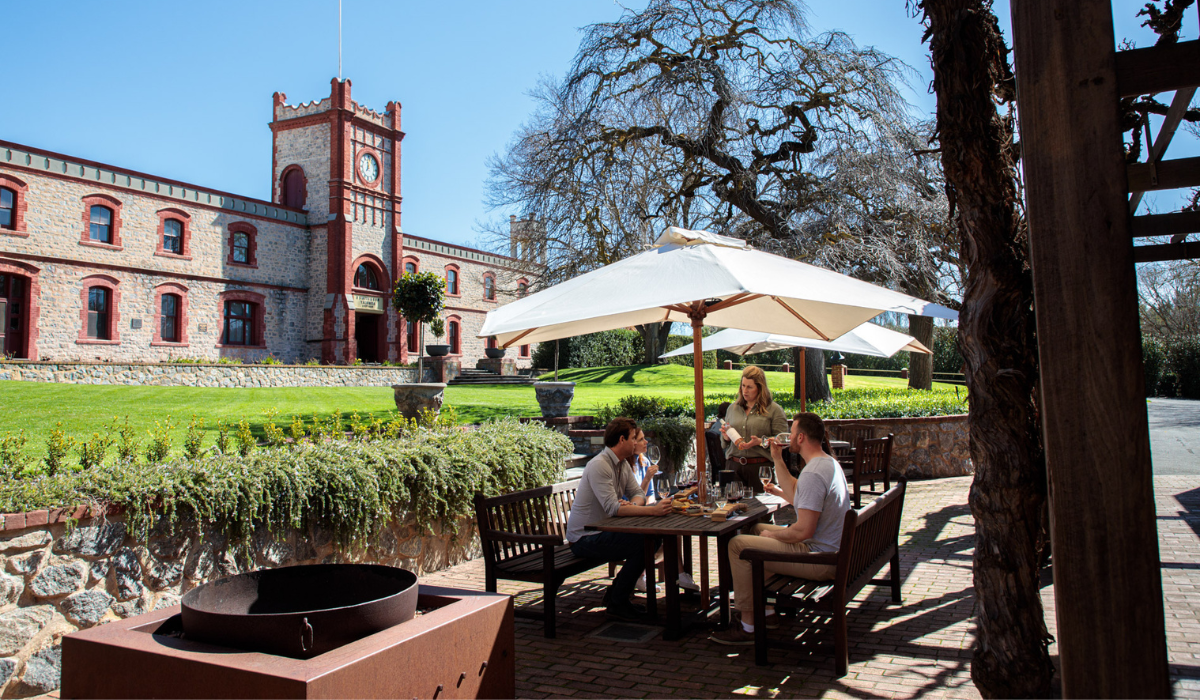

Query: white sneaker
left=634, top=574, right=662, bottom=593
left=677, top=572, right=700, bottom=592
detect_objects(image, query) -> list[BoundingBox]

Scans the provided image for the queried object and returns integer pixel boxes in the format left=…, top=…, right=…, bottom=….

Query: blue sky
left=1, top=1, right=1182, bottom=250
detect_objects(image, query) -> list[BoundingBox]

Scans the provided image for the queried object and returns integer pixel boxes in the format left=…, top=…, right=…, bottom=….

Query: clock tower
left=269, top=78, right=405, bottom=364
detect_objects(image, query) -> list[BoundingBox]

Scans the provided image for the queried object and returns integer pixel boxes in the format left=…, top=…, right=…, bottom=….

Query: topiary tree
left=392, top=271, right=446, bottom=379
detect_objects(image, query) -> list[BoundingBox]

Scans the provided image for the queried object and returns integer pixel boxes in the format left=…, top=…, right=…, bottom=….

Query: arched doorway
left=0, top=272, right=30, bottom=359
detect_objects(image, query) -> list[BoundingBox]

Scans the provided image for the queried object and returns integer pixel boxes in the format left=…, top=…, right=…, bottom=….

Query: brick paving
left=423, top=475, right=1200, bottom=699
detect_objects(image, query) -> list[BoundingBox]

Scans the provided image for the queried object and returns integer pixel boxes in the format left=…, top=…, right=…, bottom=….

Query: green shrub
left=43, top=424, right=74, bottom=476
left=1143, top=336, right=1168, bottom=397
left=184, top=416, right=205, bottom=459
left=569, top=329, right=644, bottom=368
left=531, top=336, right=570, bottom=370
left=262, top=409, right=286, bottom=447
left=76, top=431, right=111, bottom=471
left=144, top=418, right=175, bottom=465
left=0, top=418, right=572, bottom=552
left=0, top=431, right=31, bottom=477
left=114, top=416, right=140, bottom=463
left=235, top=419, right=256, bottom=457
left=931, top=325, right=964, bottom=374
left=215, top=420, right=232, bottom=454
left=1166, top=335, right=1200, bottom=399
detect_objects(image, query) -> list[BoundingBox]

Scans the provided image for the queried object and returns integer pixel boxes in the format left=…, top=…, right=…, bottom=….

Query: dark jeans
left=571, top=531, right=662, bottom=606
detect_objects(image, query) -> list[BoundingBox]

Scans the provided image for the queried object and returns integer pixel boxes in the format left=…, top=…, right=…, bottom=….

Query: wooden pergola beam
left=1009, top=1, right=1170, bottom=697
left=1115, top=39, right=1200, bottom=96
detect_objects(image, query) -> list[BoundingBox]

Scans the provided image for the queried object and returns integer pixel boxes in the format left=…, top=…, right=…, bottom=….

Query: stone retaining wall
left=826, top=414, right=971, bottom=478
left=0, top=508, right=477, bottom=697
left=0, top=361, right=436, bottom=388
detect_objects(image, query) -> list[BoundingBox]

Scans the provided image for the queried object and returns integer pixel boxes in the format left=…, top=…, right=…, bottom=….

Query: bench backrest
left=473, top=480, right=581, bottom=564
left=834, top=480, right=906, bottom=602
left=833, top=423, right=877, bottom=445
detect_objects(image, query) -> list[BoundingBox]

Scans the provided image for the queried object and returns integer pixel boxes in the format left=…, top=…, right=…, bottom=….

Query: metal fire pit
left=181, top=564, right=418, bottom=659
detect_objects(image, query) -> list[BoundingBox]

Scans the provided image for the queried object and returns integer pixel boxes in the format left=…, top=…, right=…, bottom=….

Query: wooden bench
left=473, top=479, right=613, bottom=638
left=739, top=481, right=907, bottom=675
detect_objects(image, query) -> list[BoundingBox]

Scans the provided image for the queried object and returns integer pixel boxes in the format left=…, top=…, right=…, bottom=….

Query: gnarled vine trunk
left=918, top=0, right=1054, bottom=696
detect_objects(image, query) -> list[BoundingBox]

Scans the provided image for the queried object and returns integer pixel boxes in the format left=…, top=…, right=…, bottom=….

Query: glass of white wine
left=759, top=464, right=774, bottom=492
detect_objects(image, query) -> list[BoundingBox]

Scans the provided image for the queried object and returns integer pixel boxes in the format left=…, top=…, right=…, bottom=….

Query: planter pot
left=391, top=383, right=447, bottom=420
left=533, top=381, right=576, bottom=418
left=484, top=347, right=507, bottom=359
left=426, top=344, right=451, bottom=357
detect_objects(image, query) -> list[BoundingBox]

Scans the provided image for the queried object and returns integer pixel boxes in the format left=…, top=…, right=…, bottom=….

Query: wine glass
left=759, top=464, right=774, bottom=492
left=727, top=480, right=743, bottom=503
left=653, top=471, right=673, bottom=501
left=714, top=483, right=728, bottom=510
left=646, top=444, right=662, bottom=468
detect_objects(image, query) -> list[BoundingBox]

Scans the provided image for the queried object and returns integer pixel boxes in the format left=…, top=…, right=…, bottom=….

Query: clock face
left=358, top=153, right=379, bottom=183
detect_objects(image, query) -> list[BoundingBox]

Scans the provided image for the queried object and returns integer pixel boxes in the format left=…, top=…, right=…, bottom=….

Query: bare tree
left=914, top=0, right=1054, bottom=696
left=1139, top=259, right=1200, bottom=339
left=484, top=0, right=930, bottom=365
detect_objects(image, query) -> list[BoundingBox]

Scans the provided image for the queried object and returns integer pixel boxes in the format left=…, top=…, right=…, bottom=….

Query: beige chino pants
left=728, top=523, right=837, bottom=615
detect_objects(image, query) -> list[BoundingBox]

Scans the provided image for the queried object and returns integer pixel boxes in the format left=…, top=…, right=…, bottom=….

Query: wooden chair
left=830, top=424, right=876, bottom=469
left=849, top=434, right=894, bottom=508
left=739, top=481, right=907, bottom=676
left=474, top=480, right=614, bottom=638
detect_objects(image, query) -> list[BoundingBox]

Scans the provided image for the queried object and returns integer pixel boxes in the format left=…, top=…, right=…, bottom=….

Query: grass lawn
left=0, top=366, right=957, bottom=463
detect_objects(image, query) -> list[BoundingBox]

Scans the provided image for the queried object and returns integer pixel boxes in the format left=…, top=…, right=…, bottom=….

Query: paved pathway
left=1149, top=398, right=1200, bottom=476
left=423, top=475, right=1200, bottom=698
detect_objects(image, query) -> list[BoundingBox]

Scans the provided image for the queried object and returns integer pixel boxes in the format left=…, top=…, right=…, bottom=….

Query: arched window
left=78, top=275, right=120, bottom=344
left=404, top=262, right=416, bottom=275
left=517, top=281, right=528, bottom=297
left=0, top=188, right=14, bottom=230
left=89, top=206, right=113, bottom=243
left=87, top=287, right=110, bottom=339
left=448, top=319, right=461, bottom=355
left=354, top=264, right=379, bottom=290
left=161, top=294, right=181, bottom=342
left=155, top=209, right=191, bottom=257
left=483, top=275, right=495, bottom=301
left=445, top=268, right=459, bottom=295
left=232, top=233, right=250, bottom=263
left=281, top=167, right=306, bottom=209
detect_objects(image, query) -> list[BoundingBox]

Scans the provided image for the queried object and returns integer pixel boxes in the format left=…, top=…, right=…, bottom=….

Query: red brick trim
left=408, top=245, right=537, bottom=276
left=80, top=194, right=124, bottom=248
left=154, top=208, right=192, bottom=259
left=351, top=253, right=389, bottom=292
left=227, top=222, right=258, bottom=268
left=444, top=263, right=461, bottom=298
left=482, top=272, right=497, bottom=303
left=354, top=146, right=384, bottom=189
left=1, top=139, right=303, bottom=217
left=401, top=255, right=420, bottom=275
left=520, top=344, right=531, bottom=358
left=443, top=305, right=487, bottom=315
left=279, top=164, right=308, bottom=210
left=0, top=173, right=29, bottom=234
left=516, top=278, right=529, bottom=297
left=445, top=314, right=463, bottom=356
left=269, top=112, right=335, bottom=132
left=403, top=232, right=542, bottom=267
left=77, top=274, right=121, bottom=344
left=0, top=251, right=307, bottom=294
left=152, top=282, right=189, bottom=346
left=0, top=257, right=40, bottom=359
left=217, top=289, right=266, bottom=347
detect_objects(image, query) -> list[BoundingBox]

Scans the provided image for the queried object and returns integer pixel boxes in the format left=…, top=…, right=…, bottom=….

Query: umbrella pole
left=800, top=347, right=807, bottom=412
left=691, top=314, right=707, bottom=502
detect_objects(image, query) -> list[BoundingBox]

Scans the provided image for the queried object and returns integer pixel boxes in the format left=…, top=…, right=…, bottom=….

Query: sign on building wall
left=353, top=294, right=385, bottom=314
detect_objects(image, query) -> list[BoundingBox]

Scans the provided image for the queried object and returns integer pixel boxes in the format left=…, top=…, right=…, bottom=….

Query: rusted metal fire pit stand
left=60, top=585, right=515, bottom=699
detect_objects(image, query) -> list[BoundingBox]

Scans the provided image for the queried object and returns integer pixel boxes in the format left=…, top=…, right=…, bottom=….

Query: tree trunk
left=919, top=0, right=1054, bottom=697
left=908, top=314, right=934, bottom=390
left=636, top=322, right=673, bottom=365
left=796, top=347, right=831, bottom=403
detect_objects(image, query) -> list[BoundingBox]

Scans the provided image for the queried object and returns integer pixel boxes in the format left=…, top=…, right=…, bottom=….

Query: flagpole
left=338, top=0, right=343, bottom=80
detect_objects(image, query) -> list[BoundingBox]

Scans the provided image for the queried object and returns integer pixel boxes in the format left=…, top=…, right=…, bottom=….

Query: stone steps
left=448, top=369, right=536, bottom=386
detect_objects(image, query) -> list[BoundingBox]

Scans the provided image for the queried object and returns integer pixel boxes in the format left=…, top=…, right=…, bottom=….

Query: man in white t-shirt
left=710, top=411, right=850, bottom=645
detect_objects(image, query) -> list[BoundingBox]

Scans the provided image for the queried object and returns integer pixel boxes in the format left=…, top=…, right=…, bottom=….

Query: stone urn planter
left=533, top=381, right=576, bottom=418
left=485, top=347, right=507, bottom=359
left=426, top=344, right=451, bottom=357
left=391, top=383, right=447, bottom=420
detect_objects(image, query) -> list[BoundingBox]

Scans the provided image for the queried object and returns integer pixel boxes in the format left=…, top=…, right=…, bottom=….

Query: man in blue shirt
left=566, top=417, right=673, bottom=621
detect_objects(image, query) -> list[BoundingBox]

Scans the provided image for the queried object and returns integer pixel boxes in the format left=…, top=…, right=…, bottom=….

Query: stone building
left=0, top=78, right=539, bottom=367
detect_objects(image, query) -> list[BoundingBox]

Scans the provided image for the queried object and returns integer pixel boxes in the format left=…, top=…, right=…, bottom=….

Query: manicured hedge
left=0, top=418, right=572, bottom=548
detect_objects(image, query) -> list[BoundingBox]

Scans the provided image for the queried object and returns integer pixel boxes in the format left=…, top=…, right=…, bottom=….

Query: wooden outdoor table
left=585, top=497, right=783, bottom=640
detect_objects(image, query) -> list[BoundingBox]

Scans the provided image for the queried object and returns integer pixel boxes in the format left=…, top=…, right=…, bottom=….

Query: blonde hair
left=736, top=365, right=773, bottom=415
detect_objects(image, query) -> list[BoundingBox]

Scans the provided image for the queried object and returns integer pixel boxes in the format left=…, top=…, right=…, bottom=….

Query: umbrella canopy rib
left=771, top=297, right=831, bottom=341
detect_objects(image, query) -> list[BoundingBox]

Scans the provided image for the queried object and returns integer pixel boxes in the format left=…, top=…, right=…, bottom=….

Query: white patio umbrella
left=480, top=227, right=956, bottom=498
left=660, top=324, right=933, bottom=409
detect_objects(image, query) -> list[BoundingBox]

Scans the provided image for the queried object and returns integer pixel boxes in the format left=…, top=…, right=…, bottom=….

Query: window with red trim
left=517, top=281, right=528, bottom=297
left=445, top=269, right=459, bottom=295
left=78, top=275, right=120, bottom=344
left=87, top=287, right=110, bottom=339
left=354, top=264, right=380, bottom=290
left=89, top=206, right=113, bottom=243
left=404, top=262, right=416, bottom=275
left=80, top=195, right=123, bottom=247
left=483, top=275, right=495, bottom=301
left=448, top=319, right=461, bottom=355
left=521, top=344, right=530, bottom=357
left=224, top=301, right=255, bottom=345
left=406, top=321, right=419, bottom=353
left=160, top=294, right=181, bottom=342
left=227, top=223, right=258, bottom=266
left=0, top=188, right=14, bottom=230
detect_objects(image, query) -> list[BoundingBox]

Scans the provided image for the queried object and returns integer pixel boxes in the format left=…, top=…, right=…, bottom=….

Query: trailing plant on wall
left=0, top=418, right=573, bottom=555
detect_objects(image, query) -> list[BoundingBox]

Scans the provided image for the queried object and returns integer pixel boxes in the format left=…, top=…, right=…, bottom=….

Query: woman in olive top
left=719, top=365, right=788, bottom=492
